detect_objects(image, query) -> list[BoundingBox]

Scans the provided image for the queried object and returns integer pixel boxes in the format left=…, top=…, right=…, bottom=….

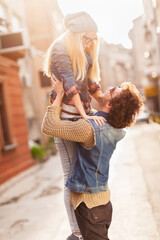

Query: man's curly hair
left=108, top=82, right=143, bottom=128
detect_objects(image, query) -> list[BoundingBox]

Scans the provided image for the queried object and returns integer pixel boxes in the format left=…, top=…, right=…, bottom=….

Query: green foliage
left=31, top=137, right=57, bottom=163
left=44, top=137, right=57, bottom=155
left=31, top=145, right=45, bottom=162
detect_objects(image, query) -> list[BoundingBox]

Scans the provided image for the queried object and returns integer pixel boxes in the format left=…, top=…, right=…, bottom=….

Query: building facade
left=0, top=0, right=34, bottom=184
left=143, top=0, right=160, bottom=119
left=24, top=0, right=64, bottom=143
left=129, top=16, right=146, bottom=91
left=0, top=0, right=65, bottom=183
left=99, top=39, right=135, bottom=92
left=129, top=0, right=160, bottom=119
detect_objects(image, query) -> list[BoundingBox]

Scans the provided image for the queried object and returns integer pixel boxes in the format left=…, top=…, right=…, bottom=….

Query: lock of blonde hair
left=43, top=31, right=100, bottom=83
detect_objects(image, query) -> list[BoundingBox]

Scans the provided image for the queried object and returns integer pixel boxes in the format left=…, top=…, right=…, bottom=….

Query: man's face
left=102, top=87, right=122, bottom=103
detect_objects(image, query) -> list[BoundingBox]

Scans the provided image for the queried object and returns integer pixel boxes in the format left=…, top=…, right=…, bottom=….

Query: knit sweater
left=41, top=105, right=110, bottom=209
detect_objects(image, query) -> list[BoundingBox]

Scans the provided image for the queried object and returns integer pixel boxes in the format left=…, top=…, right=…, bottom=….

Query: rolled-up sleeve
left=88, top=79, right=101, bottom=95
left=50, top=89, right=56, bottom=104
left=51, top=47, right=80, bottom=98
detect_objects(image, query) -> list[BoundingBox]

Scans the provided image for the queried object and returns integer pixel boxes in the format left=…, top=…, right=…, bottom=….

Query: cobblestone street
left=0, top=122, right=160, bottom=240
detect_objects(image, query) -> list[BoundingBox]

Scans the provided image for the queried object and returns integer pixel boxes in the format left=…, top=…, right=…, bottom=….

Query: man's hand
left=51, top=74, right=64, bottom=95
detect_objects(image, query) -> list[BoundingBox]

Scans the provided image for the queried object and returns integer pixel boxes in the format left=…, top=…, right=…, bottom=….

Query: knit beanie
left=64, top=11, right=98, bottom=33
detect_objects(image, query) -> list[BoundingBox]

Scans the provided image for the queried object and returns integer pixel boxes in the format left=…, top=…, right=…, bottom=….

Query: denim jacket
left=50, top=40, right=100, bottom=110
left=66, top=114, right=126, bottom=194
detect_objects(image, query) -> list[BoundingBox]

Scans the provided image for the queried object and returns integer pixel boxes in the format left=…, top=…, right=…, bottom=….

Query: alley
left=109, top=122, right=160, bottom=240
left=0, top=122, right=160, bottom=240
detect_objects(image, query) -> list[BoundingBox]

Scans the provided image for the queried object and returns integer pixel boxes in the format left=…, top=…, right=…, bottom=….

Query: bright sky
left=58, top=0, right=144, bottom=49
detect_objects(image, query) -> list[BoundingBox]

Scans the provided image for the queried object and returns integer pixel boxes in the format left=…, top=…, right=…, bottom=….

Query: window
left=0, top=4, right=7, bottom=20
left=0, top=4, right=8, bottom=32
left=39, top=71, right=51, bottom=87
left=0, top=83, right=10, bottom=146
left=12, top=15, right=21, bottom=31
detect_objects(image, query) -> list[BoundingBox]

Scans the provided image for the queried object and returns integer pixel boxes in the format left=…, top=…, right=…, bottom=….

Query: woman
left=43, top=11, right=105, bottom=240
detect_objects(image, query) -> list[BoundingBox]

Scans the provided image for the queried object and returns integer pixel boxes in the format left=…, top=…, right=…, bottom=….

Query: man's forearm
left=41, top=106, right=95, bottom=147
left=52, top=91, right=64, bottom=107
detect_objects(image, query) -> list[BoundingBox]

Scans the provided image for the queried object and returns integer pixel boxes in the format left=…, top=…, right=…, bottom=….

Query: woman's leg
left=55, top=137, right=80, bottom=233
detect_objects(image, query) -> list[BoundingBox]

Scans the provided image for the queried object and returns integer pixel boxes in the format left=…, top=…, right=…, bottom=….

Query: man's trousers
left=75, top=201, right=113, bottom=240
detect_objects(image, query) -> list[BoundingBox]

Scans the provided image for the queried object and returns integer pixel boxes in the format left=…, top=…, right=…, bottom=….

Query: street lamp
left=152, top=0, right=157, bottom=8
left=144, top=51, right=150, bottom=58
left=152, top=71, right=158, bottom=78
left=156, top=25, right=160, bottom=34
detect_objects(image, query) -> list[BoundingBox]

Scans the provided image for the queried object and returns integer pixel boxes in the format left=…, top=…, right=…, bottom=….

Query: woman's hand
left=51, top=74, right=64, bottom=95
left=83, top=114, right=107, bottom=127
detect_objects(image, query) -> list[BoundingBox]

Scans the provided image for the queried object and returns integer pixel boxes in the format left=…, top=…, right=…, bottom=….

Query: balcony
left=0, top=31, right=26, bottom=60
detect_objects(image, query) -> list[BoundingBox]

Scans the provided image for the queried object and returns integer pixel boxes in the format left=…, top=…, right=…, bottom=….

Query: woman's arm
left=91, top=89, right=102, bottom=102
left=72, top=93, right=106, bottom=126
left=88, top=79, right=102, bottom=102
left=51, top=46, right=80, bottom=99
left=72, top=93, right=88, bottom=118
left=51, top=75, right=106, bottom=126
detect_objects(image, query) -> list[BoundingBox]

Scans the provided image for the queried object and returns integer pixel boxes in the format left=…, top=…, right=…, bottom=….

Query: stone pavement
left=109, top=122, right=160, bottom=240
left=0, top=155, right=70, bottom=240
left=0, top=123, right=160, bottom=240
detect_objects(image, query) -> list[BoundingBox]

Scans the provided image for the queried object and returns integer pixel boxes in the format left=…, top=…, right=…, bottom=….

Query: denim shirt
left=50, top=40, right=100, bottom=109
left=66, top=112, right=126, bottom=194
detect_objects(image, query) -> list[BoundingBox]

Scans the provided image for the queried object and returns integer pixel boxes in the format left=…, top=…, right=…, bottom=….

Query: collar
left=94, top=111, right=108, bottom=120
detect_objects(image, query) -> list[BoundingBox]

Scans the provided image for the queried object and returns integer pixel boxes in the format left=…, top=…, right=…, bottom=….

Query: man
left=41, top=78, right=143, bottom=240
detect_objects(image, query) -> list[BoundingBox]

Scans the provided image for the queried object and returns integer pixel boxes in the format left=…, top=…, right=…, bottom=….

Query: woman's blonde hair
left=43, top=31, right=100, bottom=83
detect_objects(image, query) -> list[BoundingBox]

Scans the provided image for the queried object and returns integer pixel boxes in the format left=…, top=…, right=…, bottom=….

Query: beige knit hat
left=64, top=11, right=98, bottom=33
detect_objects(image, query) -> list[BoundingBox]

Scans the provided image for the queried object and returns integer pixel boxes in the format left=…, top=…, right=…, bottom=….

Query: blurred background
left=0, top=0, right=160, bottom=240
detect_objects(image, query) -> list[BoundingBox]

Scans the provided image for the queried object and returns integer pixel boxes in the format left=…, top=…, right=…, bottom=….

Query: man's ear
left=106, top=101, right=112, bottom=110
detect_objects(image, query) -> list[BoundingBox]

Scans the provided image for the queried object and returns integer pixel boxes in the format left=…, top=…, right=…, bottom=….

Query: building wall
left=99, top=39, right=135, bottom=92
left=23, top=0, right=64, bottom=143
left=0, top=55, right=34, bottom=184
left=99, top=39, right=112, bottom=91
left=129, top=16, right=147, bottom=90
left=0, top=0, right=36, bottom=184
left=129, top=0, right=160, bottom=117
left=24, top=0, right=64, bottom=51
left=0, top=0, right=27, bottom=33
left=0, top=0, right=64, bottom=146
left=0, top=0, right=41, bottom=142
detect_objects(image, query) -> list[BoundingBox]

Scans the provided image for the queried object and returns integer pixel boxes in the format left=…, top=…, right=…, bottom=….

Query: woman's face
left=82, top=32, right=97, bottom=49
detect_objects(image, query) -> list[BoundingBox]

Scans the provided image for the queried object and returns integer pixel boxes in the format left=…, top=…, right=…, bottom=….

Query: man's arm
left=41, top=80, right=95, bottom=148
left=41, top=106, right=95, bottom=148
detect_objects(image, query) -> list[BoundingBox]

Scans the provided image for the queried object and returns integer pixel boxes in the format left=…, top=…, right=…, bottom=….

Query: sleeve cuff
left=50, top=90, right=57, bottom=104
left=47, top=105, right=61, bottom=111
left=47, top=105, right=62, bottom=116
left=66, top=84, right=80, bottom=98
left=88, top=83, right=101, bottom=95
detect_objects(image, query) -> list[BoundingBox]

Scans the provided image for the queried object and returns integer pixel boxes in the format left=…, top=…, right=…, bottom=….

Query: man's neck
left=98, top=106, right=109, bottom=113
